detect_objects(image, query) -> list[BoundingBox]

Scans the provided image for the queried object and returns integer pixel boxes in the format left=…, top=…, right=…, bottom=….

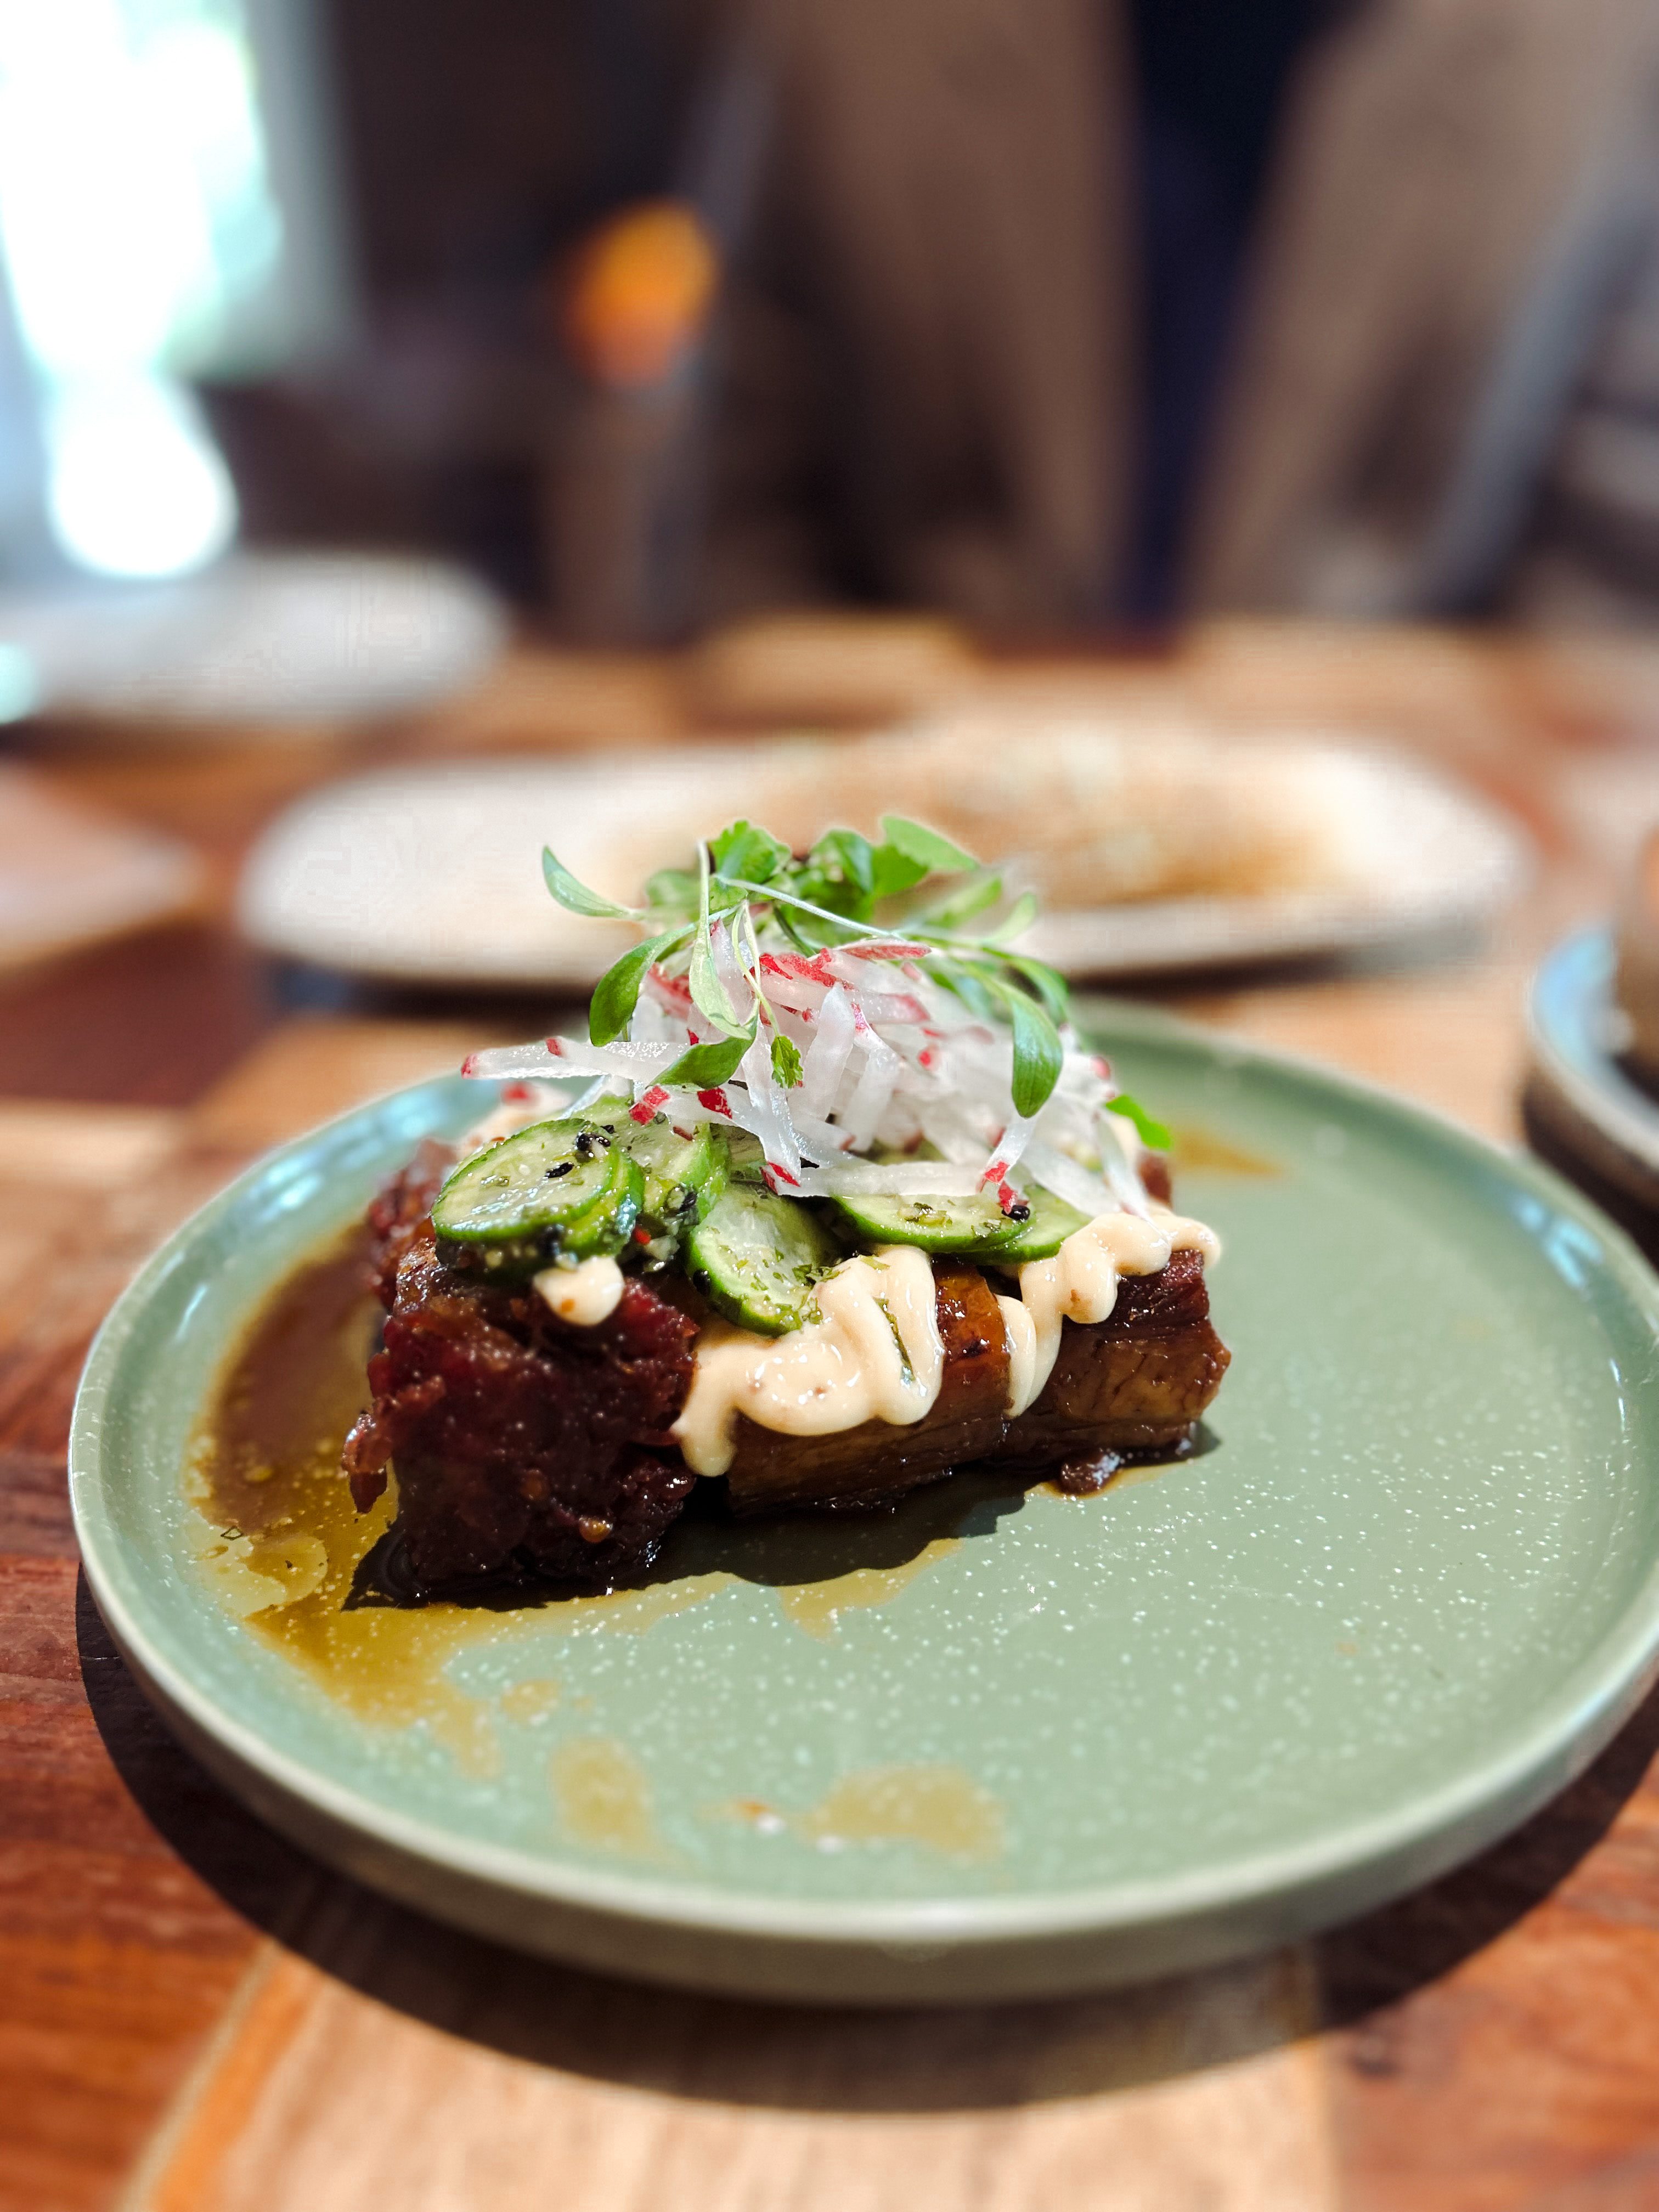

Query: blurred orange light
left=562, top=199, right=720, bottom=392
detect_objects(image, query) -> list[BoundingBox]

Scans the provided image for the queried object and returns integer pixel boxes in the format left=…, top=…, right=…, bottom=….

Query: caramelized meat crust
left=343, top=1215, right=696, bottom=1587
left=363, top=1138, right=452, bottom=1307
left=991, top=1248, right=1229, bottom=1468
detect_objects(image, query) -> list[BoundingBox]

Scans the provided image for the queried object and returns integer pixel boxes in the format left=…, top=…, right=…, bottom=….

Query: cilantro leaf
left=770, top=1034, right=804, bottom=1088
left=821, top=826, right=876, bottom=900
left=642, top=866, right=698, bottom=913
left=710, top=820, right=791, bottom=884
left=867, top=840, right=931, bottom=899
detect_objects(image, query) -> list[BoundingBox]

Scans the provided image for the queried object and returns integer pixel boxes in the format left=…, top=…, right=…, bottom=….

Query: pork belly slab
left=344, top=1155, right=1229, bottom=1588
left=723, top=1249, right=1228, bottom=1513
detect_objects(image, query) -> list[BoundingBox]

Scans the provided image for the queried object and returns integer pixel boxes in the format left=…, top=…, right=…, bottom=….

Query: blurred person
left=615, top=0, right=1659, bottom=631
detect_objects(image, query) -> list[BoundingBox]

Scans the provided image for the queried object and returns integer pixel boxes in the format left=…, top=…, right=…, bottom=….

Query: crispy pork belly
left=991, top=1248, right=1229, bottom=1468
left=345, top=1156, right=1228, bottom=1585
left=723, top=1263, right=1013, bottom=1511
left=724, top=1248, right=1228, bottom=1514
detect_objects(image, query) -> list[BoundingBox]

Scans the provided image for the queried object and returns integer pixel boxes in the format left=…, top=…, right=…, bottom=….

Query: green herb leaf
left=688, top=846, right=749, bottom=1035
left=770, top=1034, right=804, bottom=1088
left=543, top=848, right=639, bottom=919
left=659, top=1022, right=757, bottom=1088
left=588, top=927, right=686, bottom=1046
left=930, top=958, right=1001, bottom=1022
left=642, top=866, right=698, bottom=913
left=996, top=982, right=1064, bottom=1118
left=988, top=890, right=1040, bottom=943
left=710, top=820, right=791, bottom=884
left=822, top=827, right=876, bottom=899
left=880, top=815, right=977, bottom=876
left=866, top=841, right=932, bottom=900
left=1000, top=951, right=1070, bottom=1023
left=1106, top=1094, right=1172, bottom=1152
left=920, top=870, right=1003, bottom=930
left=721, top=874, right=882, bottom=945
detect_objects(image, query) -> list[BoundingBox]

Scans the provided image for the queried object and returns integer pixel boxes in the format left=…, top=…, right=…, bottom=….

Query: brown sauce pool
left=189, top=1227, right=1189, bottom=1802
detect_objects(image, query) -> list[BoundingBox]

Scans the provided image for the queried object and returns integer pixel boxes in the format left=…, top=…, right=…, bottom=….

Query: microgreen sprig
left=543, top=814, right=1074, bottom=1115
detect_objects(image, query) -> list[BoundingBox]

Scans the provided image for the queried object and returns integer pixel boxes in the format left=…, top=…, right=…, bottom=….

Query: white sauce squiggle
left=670, top=1206, right=1220, bottom=1471
left=535, top=1255, right=625, bottom=1327
left=673, top=1246, right=943, bottom=1477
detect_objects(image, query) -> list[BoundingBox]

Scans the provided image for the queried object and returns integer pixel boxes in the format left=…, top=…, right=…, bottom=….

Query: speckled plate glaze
left=70, top=1006, right=1659, bottom=2005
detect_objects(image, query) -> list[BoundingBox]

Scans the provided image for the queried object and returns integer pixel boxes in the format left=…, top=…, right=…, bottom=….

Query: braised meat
left=991, top=1248, right=1228, bottom=1467
left=344, top=1152, right=1227, bottom=1587
left=723, top=1262, right=1014, bottom=1511
left=723, top=1248, right=1228, bottom=1514
left=343, top=1206, right=696, bottom=1586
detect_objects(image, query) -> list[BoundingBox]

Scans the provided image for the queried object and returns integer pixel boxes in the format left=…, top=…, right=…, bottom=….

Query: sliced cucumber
left=990, top=1184, right=1092, bottom=1262
left=828, top=1188, right=1025, bottom=1255
left=627, top=1118, right=729, bottom=1237
left=433, top=1118, right=642, bottom=1270
left=684, top=1183, right=845, bottom=1335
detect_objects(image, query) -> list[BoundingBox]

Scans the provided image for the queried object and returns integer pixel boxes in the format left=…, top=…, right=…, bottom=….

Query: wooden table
left=5, top=618, right=1658, bottom=2212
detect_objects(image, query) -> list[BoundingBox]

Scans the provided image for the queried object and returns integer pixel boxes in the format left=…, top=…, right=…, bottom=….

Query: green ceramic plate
left=69, top=1005, right=1659, bottom=2005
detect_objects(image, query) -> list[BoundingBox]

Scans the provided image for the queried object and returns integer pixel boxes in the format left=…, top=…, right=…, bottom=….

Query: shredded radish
left=459, top=910, right=1154, bottom=1215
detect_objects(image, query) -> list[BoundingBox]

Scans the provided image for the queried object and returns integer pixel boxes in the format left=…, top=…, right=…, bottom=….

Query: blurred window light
left=0, top=0, right=286, bottom=380
left=0, top=0, right=294, bottom=578
left=44, top=376, right=238, bottom=578
left=0, top=639, right=37, bottom=720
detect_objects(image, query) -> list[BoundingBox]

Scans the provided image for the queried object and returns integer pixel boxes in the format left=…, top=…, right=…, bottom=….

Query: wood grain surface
left=3, top=620, right=1658, bottom=2212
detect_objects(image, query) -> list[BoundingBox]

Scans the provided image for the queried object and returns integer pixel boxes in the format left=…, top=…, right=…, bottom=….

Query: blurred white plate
left=0, top=552, right=506, bottom=732
left=239, top=741, right=1527, bottom=987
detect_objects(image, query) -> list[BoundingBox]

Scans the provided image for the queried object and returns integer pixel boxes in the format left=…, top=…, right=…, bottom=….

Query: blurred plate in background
left=0, top=552, right=507, bottom=735
left=1527, top=929, right=1659, bottom=1215
left=238, top=725, right=1527, bottom=986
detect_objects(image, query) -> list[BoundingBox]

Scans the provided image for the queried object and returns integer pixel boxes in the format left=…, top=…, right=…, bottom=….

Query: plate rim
left=69, top=1006, right=1659, bottom=1963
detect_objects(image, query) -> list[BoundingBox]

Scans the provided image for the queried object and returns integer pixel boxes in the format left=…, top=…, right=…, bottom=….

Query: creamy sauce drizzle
left=996, top=1294, right=1042, bottom=1419
left=672, top=1206, right=1219, bottom=1469
left=673, top=1246, right=943, bottom=1477
left=535, top=1254, right=625, bottom=1327
left=1009, top=1204, right=1220, bottom=1412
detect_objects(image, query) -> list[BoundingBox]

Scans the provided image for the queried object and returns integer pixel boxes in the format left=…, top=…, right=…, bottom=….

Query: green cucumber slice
left=990, top=1184, right=1092, bottom=1262
left=628, top=1119, right=729, bottom=1236
left=433, top=1119, right=642, bottom=1269
left=684, top=1183, right=845, bottom=1335
left=828, top=1188, right=1025, bottom=1255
